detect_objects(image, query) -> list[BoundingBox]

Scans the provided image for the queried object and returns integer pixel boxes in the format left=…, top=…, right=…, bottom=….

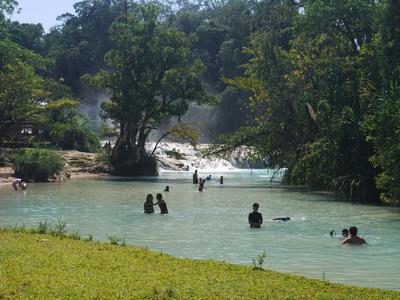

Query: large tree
left=85, top=2, right=212, bottom=175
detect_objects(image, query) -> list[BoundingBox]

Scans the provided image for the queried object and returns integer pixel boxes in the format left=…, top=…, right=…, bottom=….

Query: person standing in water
left=342, top=226, right=367, bottom=245
left=193, top=170, right=199, bottom=184
left=198, top=178, right=205, bottom=191
left=144, top=194, right=156, bottom=214
left=155, top=193, right=168, bottom=214
left=248, top=203, right=263, bottom=228
left=217, top=176, right=223, bottom=184
left=164, top=186, right=170, bottom=192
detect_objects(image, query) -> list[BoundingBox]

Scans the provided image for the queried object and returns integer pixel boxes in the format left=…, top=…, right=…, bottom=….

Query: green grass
left=0, top=229, right=399, bottom=299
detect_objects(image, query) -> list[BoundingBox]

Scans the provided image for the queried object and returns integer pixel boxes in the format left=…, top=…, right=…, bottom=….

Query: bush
left=48, top=121, right=100, bottom=153
left=11, top=148, right=64, bottom=182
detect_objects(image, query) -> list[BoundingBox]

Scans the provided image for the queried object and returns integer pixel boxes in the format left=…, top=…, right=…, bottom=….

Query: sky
left=11, top=0, right=77, bottom=32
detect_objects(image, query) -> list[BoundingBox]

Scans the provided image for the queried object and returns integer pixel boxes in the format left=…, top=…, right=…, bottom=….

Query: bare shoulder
left=342, top=238, right=350, bottom=244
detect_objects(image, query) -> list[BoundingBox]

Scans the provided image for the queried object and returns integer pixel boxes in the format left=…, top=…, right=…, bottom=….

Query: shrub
left=48, top=121, right=100, bottom=153
left=106, top=234, right=126, bottom=246
left=11, top=148, right=64, bottom=182
left=252, top=251, right=267, bottom=270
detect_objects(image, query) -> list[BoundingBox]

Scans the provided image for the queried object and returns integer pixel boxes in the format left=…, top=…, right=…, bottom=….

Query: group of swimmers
left=248, top=203, right=367, bottom=245
left=330, top=227, right=367, bottom=244
left=192, top=170, right=223, bottom=192
left=144, top=193, right=168, bottom=214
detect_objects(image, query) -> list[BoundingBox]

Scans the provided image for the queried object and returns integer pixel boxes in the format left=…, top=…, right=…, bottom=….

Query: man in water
left=206, top=175, right=211, bottom=181
left=248, top=203, right=263, bottom=228
left=342, top=226, right=367, bottom=245
left=217, top=176, right=223, bottom=184
left=164, top=186, right=170, bottom=192
left=193, top=170, right=198, bottom=184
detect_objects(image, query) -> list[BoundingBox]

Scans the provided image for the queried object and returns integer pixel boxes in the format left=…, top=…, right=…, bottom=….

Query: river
left=1, top=170, right=399, bottom=290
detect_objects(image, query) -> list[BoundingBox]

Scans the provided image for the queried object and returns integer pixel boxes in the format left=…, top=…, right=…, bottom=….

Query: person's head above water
left=252, top=202, right=259, bottom=211
left=342, top=228, right=349, bottom=237
left=146, top=194, right=153, bottom=202
left=164, top=186, right=169, bottom=192
left=349, top=226, right=358, bottom=237
left=156, top=193, right=163, bottom=201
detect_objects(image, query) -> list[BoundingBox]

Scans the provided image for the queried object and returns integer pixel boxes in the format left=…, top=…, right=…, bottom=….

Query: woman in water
left=144, top=194, right=156, bottom=214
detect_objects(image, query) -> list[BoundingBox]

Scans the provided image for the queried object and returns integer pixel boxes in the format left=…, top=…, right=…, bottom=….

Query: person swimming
left=164, top=186, right=170, bottom=192
left=330, top=228, right=349, bottom=239
left=342, top=226, right=367, bottom=245
left=272, top=217, right=291, bottom=221
left=248, top=203, right=263, bottom=228
left=155, top=193, right=168, bottom=214
left=206, top=175, right=211, bottom=181
left=144, top=194, right=156, bottom=214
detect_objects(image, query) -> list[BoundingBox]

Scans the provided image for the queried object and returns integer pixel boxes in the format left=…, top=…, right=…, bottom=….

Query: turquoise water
left=1, top=170, right=400, bottom=290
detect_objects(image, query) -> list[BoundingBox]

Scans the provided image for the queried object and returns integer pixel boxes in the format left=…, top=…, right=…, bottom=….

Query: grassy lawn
left=0, top=229, right=399, bottom=299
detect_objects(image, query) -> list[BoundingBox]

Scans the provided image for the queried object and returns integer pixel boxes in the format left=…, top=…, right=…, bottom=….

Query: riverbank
left=0, top=229, right=399, bottom=299
left=0, top=149, right=109, bottom=189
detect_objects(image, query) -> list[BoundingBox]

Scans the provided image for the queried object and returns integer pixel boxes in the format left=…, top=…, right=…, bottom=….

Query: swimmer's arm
left=341, top=238, right=350, bottom=245
left=260, top=214, right=263, bottom=224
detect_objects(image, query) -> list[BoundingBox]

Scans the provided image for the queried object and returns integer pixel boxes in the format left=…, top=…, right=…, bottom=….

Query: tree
left=84, top=2, right=212, bottom=175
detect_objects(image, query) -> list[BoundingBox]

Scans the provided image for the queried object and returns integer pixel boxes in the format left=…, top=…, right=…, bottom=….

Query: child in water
left=144, top=194, right=156, bottom=213
left=155, top=193, right=168, bottom=214
left=198, top=178, right=205, bottom=191
left=248, top=203, right=263, bottom=228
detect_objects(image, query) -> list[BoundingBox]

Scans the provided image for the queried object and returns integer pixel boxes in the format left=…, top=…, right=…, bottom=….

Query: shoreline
left=0, top=168, right=109, bottom=190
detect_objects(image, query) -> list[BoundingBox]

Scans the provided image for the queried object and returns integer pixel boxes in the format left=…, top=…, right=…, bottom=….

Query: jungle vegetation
left=1, top=0, right=400, bottom=203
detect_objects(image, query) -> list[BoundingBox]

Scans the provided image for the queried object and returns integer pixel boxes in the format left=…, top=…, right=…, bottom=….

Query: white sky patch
left=11, top=0, right=76, bottom=32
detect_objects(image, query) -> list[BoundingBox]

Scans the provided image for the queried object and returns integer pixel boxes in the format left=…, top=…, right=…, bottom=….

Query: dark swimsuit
left=144, top=202, right=154, bottom=213
left=248, top=212, right=263, bottom=228
left=159, top=201, right=168, bottom=214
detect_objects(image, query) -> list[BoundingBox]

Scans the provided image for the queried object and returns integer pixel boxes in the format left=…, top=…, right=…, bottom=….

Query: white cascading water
left=146, top=142, right=250, bottom=172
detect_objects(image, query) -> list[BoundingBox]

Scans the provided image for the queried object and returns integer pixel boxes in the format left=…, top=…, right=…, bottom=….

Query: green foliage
left=11, top=148, right=64, bottom=182
left=84, top=2, right=212, bottom=175
left=53, top=218, right=67, bottom=237
left=106, top=234, right=126, bottom=246
left=251, top=251, right=267, bottom=270
left=46, top=118, right=100, bottom=153
left=0, top=229, right=399, bottom=299
left=209, top=0, right=400, bottom=204
left=35, top=220, right=50, bottom=234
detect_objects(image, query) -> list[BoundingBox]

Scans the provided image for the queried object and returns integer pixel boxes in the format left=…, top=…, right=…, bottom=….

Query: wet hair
left=156, top=193, right=162, bottom=201
left=146, top=194, right=153, bottom=202
left=342, top=228, right=349, bottom=237
left=252, top=202, right=259, bottom=209
left=349, top=226, right=358, bottom=236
